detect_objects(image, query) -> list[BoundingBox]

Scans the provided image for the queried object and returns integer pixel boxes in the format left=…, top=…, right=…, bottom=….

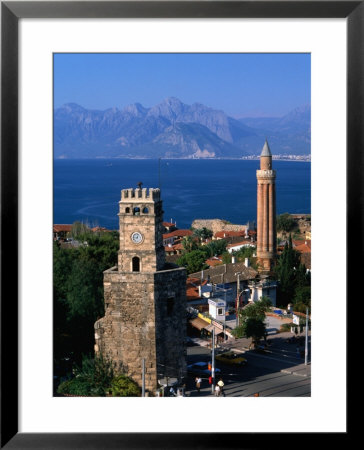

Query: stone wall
left=154, top=267, right=187, bottom=380
left=95, top=265, right=186, bottom=394
left=191, top=219, right=247, bottom=234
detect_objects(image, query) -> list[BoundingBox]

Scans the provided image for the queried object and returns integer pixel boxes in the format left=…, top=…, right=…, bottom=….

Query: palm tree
left=182, top=235, right=197, bottom=252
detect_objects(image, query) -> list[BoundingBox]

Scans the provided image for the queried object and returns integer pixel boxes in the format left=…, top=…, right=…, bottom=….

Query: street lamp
left=211, top=327, right=215, bottom=394
left=305, top=307, right=309, bottom=365
left=235, top=272, right=251, bottom=329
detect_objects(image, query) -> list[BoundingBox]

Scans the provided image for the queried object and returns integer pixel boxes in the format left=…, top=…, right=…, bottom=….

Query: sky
left=53, top=53, right=310, bottom=118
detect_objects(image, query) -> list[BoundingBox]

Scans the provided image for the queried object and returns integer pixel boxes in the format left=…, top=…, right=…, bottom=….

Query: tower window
left=133, top=207, right=140, bottom=216
left=167, top=297, right=174, bottom=316
left=142, top=207, right=149, bottom=214
left=132, top=256, right=140, bottom=272
left=125, top=207, right=130, bottom=214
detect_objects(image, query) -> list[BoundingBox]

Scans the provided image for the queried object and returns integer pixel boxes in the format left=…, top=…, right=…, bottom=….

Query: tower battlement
left=121, top=187, right=161, bottom=202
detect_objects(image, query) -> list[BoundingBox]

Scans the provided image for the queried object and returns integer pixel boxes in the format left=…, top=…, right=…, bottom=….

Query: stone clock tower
left=256, top=140, right=277, bottom=273
left=94, top=187, right=187, bottom=395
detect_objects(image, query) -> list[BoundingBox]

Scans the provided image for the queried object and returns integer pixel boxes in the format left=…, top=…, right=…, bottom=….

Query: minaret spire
left=256, top=139, right=276, bottom=273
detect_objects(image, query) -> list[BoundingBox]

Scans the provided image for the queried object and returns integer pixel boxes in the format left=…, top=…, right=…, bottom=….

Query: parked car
left=185, top=337, right=198, bottom=347
left=187, top=362, right=221, bottom=376
left=216, top=351, right=247, bottom=365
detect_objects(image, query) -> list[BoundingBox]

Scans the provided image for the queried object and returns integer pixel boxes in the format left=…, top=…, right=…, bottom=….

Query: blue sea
left=53, top=159, right=311, bottom=230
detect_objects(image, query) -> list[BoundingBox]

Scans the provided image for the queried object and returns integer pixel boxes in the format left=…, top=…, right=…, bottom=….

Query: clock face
left=131, top=231, right=143, bottom=244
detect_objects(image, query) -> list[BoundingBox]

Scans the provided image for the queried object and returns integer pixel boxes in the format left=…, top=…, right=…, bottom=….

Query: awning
left=189, top=317, right=210, bottom=331
left=205, top=323, right=234, bottom=338
left=205, top=324, right=224, bottom=335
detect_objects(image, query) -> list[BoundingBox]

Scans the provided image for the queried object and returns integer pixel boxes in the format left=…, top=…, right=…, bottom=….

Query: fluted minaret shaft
left=256, top=140, right=276, bottom=273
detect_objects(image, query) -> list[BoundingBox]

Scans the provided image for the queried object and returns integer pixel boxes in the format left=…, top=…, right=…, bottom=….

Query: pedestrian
left=208, top=375, right=213, bottom=386
left=215, top=384, right=221, bottom=396
left=195, top=376, right=202, bottom=394
left=217, top=378, right=225, bottom=397
left=169, top=386, right=176, bottom=397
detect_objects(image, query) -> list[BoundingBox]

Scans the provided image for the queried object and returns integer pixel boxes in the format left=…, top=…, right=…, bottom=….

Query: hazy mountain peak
left=54, top=99, right=310, bottom=158
left=122, top=102, right=148, bottom=117
left=58, top=103, right=86, bottom=113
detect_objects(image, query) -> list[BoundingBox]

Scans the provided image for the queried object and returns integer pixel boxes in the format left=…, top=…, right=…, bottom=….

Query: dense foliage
left=192, top=227, right=213, bottom=243
left=274, top=234, right=311, bottom=311
left=54, top=226, right=119, bottom=381
left=176, top=250, right=209, bottom=274
left=232, top=297, right=272, bottom=346
left=111, top=374, right=141, bottom=397
left=57, top=354, right=141, bottom=397
left=221, top=246, right=257, bottom=269
left=276, top=213, right=297, bottom=233
left=177, top=239, right=228, bottom=274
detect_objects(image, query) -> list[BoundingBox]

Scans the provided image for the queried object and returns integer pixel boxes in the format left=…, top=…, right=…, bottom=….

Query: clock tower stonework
left=94, top=187, right=187, bottom=394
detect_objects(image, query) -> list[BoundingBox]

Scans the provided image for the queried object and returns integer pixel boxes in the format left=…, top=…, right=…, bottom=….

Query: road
left=184, top=335, right=311, bottom=397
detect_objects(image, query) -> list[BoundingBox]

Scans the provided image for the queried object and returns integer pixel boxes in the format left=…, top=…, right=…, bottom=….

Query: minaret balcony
left=256, top=169, right=276, bottom=178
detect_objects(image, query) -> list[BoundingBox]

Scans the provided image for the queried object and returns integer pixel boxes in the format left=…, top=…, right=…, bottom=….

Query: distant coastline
left=55, top=155, right=311, bottom=162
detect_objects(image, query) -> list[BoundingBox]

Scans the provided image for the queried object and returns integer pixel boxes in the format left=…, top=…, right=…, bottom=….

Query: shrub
left=279, top=323, right=294, bottom=332
left=57, top=377, right=93, bottom=396
left=57, top=354, right=115, bottom=397
left=111, top=374, right=141, bottom=397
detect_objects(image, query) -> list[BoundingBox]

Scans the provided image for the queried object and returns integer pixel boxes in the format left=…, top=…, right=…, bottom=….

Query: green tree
left=293, top=285, right=311, bottom=312
left=193, top=227, right=213, bottom=243
left=274, top=235, right=300, bottom=307
left=274, top=234, right=311, bottom=308
left=232, top=297, right=271, bottom=347
left=57, top=354, right=115, bottom=397
left=71, top=220, right=91, bottom=239
left=277, top=213, right=296, bottom=233
left=201, top=239, right=227, bottom=258
left=53, top=231, right=119, bottom=375
left=176, top=249, right=209, bottom=274
left=181, top=235, right=198, bottom=252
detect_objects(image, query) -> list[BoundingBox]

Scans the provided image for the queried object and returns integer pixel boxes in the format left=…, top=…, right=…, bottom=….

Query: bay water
left=54, top=159, right=311, bottom=230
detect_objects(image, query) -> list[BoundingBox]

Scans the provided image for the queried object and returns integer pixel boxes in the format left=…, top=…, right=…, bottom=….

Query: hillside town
left=54, top=140, right=311, bottom=398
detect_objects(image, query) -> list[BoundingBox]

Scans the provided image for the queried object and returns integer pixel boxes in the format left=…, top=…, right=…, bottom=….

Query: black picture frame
left=1, top=1, right=357, bottom=448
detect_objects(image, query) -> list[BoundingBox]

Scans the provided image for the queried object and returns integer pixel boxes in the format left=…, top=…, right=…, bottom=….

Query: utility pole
left=235, top=272, right=241, bottom=327
left=305, top=308, right=309, bottom=365
left=224, top=289, right=226, bottom=342
left=142, top=358, right=145, bottom=397
left=211, top=327, right=215, bottom=394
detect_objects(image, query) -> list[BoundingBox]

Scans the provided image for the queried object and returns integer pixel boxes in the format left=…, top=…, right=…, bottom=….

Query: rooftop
left=190, top=261, right=257, bottom=285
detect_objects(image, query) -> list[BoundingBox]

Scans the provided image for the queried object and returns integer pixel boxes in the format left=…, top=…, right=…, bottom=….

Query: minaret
left=256, top=140, right=276, bottom=273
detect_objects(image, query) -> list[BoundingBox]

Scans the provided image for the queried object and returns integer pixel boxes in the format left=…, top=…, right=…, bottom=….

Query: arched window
left=142, top=207, right=149, bottom=214
left=125, top=207, right=130, bottom=214
left=133, top=207, right=140, bottom=216
left=132, top=256, right=140, bottom=272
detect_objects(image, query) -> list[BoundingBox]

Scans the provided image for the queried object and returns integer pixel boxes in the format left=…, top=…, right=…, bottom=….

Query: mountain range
left=54, top=97, right=310, bottom=159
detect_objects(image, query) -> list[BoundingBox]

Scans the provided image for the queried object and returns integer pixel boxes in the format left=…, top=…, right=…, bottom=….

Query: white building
left=208, top=298, right=226, bottom=321
left=247, top=279, right=277, bottom=307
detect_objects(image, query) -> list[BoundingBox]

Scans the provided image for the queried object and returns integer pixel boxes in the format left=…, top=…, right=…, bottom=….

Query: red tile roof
left=186, top=277, right=208, bottom=301
left=53, top=224, right=72, bottom=233
left=205, top=257, right=223, bottom=267
left=163, top=229, right=193, bottom=239
left=91, top=226, right=109, bottom=232
left=293, top=240, right=311, bottom=253
left=163, top=221, right=176, bottom=227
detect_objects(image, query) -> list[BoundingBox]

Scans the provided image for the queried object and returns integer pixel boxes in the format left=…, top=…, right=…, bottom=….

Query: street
left=184, top=332, right=311, bottom=397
